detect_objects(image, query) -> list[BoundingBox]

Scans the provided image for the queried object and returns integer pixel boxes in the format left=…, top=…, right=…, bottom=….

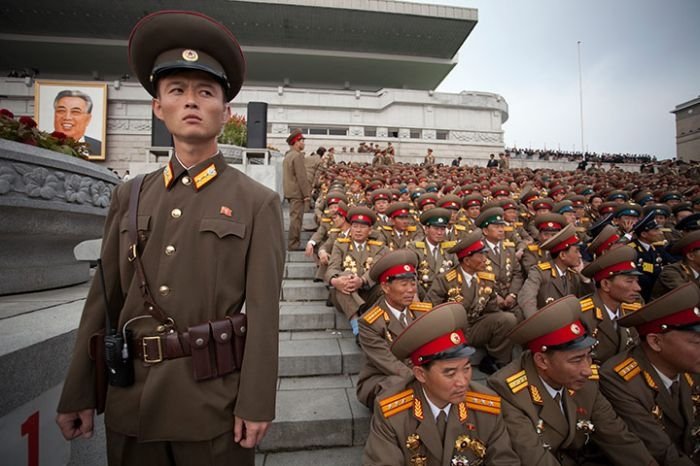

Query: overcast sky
left=411, top=0, right=700, bottom=159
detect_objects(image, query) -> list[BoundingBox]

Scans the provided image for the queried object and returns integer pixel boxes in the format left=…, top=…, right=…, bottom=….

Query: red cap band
left=493, top=190, right=508, bottom=197
left=535, top=202, right=553, bottom=210
left=389, top=208, right=410, bottom=218
left=289, top=133, right=303, bottom=145
left=527, top=319, right=586, bottom=353
left=411, top=329, right=467, bottom=366
left=465, top=199, right=482, bottom=207
left=419, top=198, right=436, bottom=207
left=502, top=202, right=516, bottom=210
left=457, top=240, right=486, bottom=259
left=440, top=201, right=460, bottom=210
left=593, top=260, right=637, bottom=282
left=595, top=234, right=621, bottom=256
left=350, top=214, right=372, bottom=225
left=327, top=196, right=343, bottom=205
left=379, top=264, right=416, bottom=283
left=637, top=307, right=700, bottom=336
left=682, top=240, right=700, bottom=255
left=336, top=206, right=348, bottom=218
left=551, top=234, right=579, bottom=253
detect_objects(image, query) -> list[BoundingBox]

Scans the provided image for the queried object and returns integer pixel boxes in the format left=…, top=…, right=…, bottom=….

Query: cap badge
left=570, top=323, right=581, bottom=335
left=403, top=265, right=411, bottom=271
left=182, top=49, right=199, bottom=62
left=547, top=222, right=554, bottom=227
left=450, top=332, right=461, bottom=345
left=694, top=307, right=700, bottom=317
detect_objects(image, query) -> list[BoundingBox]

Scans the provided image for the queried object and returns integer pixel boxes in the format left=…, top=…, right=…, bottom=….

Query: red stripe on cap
left=593, top=260, right=637, bottom=282
left=389, top=208, right=409, bottom=218
left=457, top=240, right=486, bottom=259
left=379, top=264, right=416, bottom=283
left=465, top=199, right=482, bottom=207
left=682, top=240, right=700, bottom=255
left=419, top=198, right=436, bottom=207
left=440, top=201, right=460, bottom=209
left=550, top=234, right=579, bottom=253
left=289, top=133, right=304, bottom=145
left=527, top=319, right=586, bottom=353
left=327, top=196, right=343, bottom=205
left=350, top=214, right=372, bottom=225
left=637, top=307, right=700, bottom=336
left=336, top=206, right=348, bottom=218
left=595, top=233, right=620, bottom=256
left=411, top=329, right=467, bottom=366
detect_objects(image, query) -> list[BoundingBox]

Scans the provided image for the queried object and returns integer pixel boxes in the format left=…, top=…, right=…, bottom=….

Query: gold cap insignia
left=404, top=265, right=411, bottom=271
left=182, top=49, right=199, bottom=62
left=450, top=332, right=461, bottom=344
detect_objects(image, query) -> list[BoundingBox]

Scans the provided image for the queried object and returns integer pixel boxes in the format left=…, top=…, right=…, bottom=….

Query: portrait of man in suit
left=53, top=90, right=102, bottom=156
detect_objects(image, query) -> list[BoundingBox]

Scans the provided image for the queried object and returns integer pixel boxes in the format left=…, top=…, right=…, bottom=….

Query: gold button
left=165, top=245, right=176, bottom=256
left=182, top=176, right=191, bottom=186
left=159, top=285, right=170, bottom=296
left=171, top=208, right=182, bottom=218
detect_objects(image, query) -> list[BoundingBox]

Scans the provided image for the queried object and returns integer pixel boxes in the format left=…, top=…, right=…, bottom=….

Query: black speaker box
left=247, top=102, right=268, bottom=149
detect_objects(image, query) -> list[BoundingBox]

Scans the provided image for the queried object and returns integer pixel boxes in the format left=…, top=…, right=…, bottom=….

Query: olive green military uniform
left=652, top=262, right=700, bottom=299
left=408, top=240, right=457, bottom=299
left=363, top=380, right=520, bottom=466
left=520, top=243, right=551, bottom=277
left=518, top=261, right=594, bottom=318
left=283, top=145, right=311, bottom=250
left=483, top=240, right=524, bottom=305
left=380, top=224, right=419, bottom=251
left=600, top=345, right=700, bottom=466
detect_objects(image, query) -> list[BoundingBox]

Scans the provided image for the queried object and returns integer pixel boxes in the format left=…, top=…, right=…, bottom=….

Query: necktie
left=554, top=392, right=564, bottom=415
left=670, top=381, right=680, bottom=408
left=436, top=411, right=447, bottom=442
left=399, top=311, right=409, bottom=328
left=358, top=243, right=364, bottom=252
left=433, top=246, right=439, bottom=262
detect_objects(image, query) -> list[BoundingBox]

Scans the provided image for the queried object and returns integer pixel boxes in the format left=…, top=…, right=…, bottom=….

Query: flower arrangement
left=0, top=109, right=88, bottom=157
left=218, top=113, right=247, bottom=147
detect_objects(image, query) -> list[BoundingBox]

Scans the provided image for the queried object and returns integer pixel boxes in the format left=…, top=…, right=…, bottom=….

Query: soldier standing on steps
left=56, top=11, right=284, bottom=465
left=283, top=128, right=311, bottom=250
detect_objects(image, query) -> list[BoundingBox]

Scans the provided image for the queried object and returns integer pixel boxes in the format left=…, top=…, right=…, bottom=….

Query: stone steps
left=279, top=331, right=363, bottom=377
left=261, top=446, right=363, bottom=466
left=281, top=280, right=328, bottom=301
left=284, top=262, right=317, bottom=279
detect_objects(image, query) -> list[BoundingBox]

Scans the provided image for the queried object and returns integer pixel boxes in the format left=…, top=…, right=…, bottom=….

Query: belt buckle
left=142, top=336, right=163, bottom=363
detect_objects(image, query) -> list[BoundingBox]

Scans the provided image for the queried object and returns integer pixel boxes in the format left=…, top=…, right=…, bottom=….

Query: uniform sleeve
left=293, top=152, right=311, bottom=198
left=359, top=320, right=413, bottom=380
left=498, top=397, right=561, bottom=466
left=483, top=411, right=522, bottom=466
left=508, top=251, right=525, bottom=295
left=325, top=242, right=344, bottom=284
left=425, top=275, right=448, bottom=306
left=600, top=366, right=694, bottom=466
left=517, top=269, right=543, bottom=319
left=362, top=410, right=405, bottom=466
left=657, top=265, right=687, bottom=294
left=234, top=190, right=285, bottom=422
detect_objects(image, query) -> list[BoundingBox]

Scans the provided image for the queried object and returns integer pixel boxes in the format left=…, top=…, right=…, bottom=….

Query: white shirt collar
left=638, top=239, right=651, bottom=251
left=651, top=364, right=680, bottom=392
left=385, top=300, right=407, bottom=323
left=485, top=239, right=500, bottom=251
left=539, top=376, right=564, bottom=403
left=426, top=240, right=439, bottom=254
left=175, top=152, right=218, bottom=171
left=354, top=241, right=366, bottom=250
left=554, top=264, right=567, bottom=277
left=460, top=267, right=474, bottom=287
left=422, top=388, right=452, bottom=422
left=603, top=304, right=619, bottom=322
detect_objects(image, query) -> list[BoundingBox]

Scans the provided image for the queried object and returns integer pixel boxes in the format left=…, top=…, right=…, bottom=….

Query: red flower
left=51, top=131, right=67, bottom=141
left=21, top=137, right=38, bottom=146
left=0, top=108, right=14, bottom=119
left=19, top=116, right=38, bottom=128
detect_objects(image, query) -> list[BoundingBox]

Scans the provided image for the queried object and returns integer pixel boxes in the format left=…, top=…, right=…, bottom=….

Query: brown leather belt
left=134, top=333, right=192, bottom=364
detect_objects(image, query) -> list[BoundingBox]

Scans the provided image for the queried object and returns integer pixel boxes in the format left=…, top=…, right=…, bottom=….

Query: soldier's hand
left=56, top=409, right=95, bottom=440
left=304, top=242, right=315, bottom=257
left=318, top=250, right=330, bottom=265
left=234, top=416, right=270, bottom=448
left=504, top=294, right=516, bottom=308
left=496, top=295, right=507, bottom=309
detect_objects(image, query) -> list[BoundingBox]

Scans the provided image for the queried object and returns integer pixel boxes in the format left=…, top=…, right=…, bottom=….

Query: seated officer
left=488, top=295, right=658, bottom=466
left=438, top=194, right=469, bottom=241
left=408, top=208, right=457, bottom=299
left=600, top=283, right=700, bottom=466
left=357, top=250, right=432, bottom=408
left=426, top=231, right=517, bottom=374
left=306, top=191, right=347, bottom=281
left=652, top=230, right=700, bottom=299
left=579, top=245, right=643, bottom=364
left=326, top=206, right=388, bottom=338
left=381, top=202, right=418, bottom=250
left=629, top=211, right=676, bottom=302
left=363, top=303, right=520, bottom=466
left=520, top=213, right=567, bottom=275
left=370, top=188, right=393, bottom=229
left=518, top=224, right=594, bottom=319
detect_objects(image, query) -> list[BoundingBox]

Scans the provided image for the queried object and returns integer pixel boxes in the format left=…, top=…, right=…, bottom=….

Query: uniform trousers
left=468, top=311, right=517, bottom=365
left=287, top=198, right=306, bottom=249
left=107, top=428, right=254, bottom=466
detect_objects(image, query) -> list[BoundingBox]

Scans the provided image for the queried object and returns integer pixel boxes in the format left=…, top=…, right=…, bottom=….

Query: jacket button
left=159, top=285, right=170, bottom=296
left=165, top=245, right=176, bottom=256
left=182, top=176, right=191, bottom=186
left=171, top=208, right=182, bottom=218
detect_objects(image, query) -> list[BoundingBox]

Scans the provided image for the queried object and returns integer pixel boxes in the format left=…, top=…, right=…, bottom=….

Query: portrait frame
left=34, top=80, right=108, bottom=161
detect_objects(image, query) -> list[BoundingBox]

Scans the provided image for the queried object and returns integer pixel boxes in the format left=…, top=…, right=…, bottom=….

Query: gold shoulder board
left=441, top=241, right=457, bottom=250
left=503, top=226, right=514, bottom=232
left=589, top=364, right=599, bottom=381
left=382, top=225, right=393, bottom=231
left=621, top=302, right=642, bottom=314
left=514, top=222, right=524, bottom=227
left=322, top=217, right=332, bottom=223
left=685, top=373, right=694, bottom=387
left=455, top=224, right=466, bottom=231
left=643, top=371, right=659, bottom=391
left=329, top=227, right=341, bottom=233
left=528, top=244, right=540, bottom=252
left=579, top=297, right=594, bottom=312
left=337, top=237, right=351, bottom=243
left=380, top=389, right=414, bottom=418
left=414, top=241, right=425, bottom=248
left=363, top=306, right=385, bottom=324
left=465, top=392, right=501, bottom=415
left=477, top=271, right=496, bottom=282
left=445, top=269, right=458, bottom=282
left=368, top=240, right=384, bottom=247
left=506, top=370, right=528, bottom=394
left=614, top=357, right=640, bottom=381
left=537, top=262, right=552, bottom=271
left=407, top=225, right=417, bottom=232
left=409, top=302, right=433, bottom=313
left=503, top=240, right=515, bottom=247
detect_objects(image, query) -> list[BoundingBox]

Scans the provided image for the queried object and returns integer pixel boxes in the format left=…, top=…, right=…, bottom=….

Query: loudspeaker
left=247, top=102, right=268, bottom=149
left=151, top=113, right=173, bottom=147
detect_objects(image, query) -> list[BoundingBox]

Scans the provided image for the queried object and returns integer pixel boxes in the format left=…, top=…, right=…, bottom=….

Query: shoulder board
left=614, top=357, right=640, bottom=381
left=329, top=227, right=341, bottom=233
left=337, top=238, right=351, bottom=243
left=445, top=269, right=458, bottom=282
left=368, top=240, right=384, bottom=247
left=643, top=371, right=659, bottom=391
left=589, top=364, right=599, bottom=381
left=382, top=225, right=393, bottom=231
left=575, top=226, right=586, bottom=233
left=528, top=244, right=540, bottom=252
left=409, top=302, right=433, bottom=313
left=506, top=370, right=528, bottom=394
left=455, top=224, right=466, bottom=231
left=537, top=262, right=552, bottom=271
left=477, top=271, right=496, bottom=282
left=528, top=385, right=543, bottom=405
left=579, top=297, right=594, bottom=312
left=321, top=217, right=332, bottom=223
left=441, top=241, right=457, bottom=250
left=685, top=373, right=694, bottom=387
left=621, top=302, right=642, bottom=314
left=407, top=225, right=417, bottom=232
left=652, top=240, right=667, bottom=247
left=414, top=241, right=425, bottom=248
left=659, top=227, right=672, bottom=232
left=465, top=392, right=501, bottom=415
left=379, top=388, right=414, bottom=418
left=458, top=216, right=468, bottom=222
left=363, top=306, right=385, bottom=324
left=503, top=226, right=514, bottom=232
left=514, top=221, right=524, bottom=227
left=503, top=240, right=515, bottom=248
left=626, top=242, right=636, bottom=248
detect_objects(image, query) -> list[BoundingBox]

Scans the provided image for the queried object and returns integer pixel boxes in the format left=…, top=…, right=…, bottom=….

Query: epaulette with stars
left=379, top=388, right=414, bottom=418
left=506, top=370, right=528, bottom=394
left=579, top=297, right=594, bottom=313
left=445, top=269, right=458, bottom=282
left=527, top=244, right=540, bottom=252
left=614, top=357, right=640, bottom=382
left=363, top=306, right=386, bottom=324
left=368, top=240, right=385, bottom=247
left=465, top=391, right=501, bottom=415
left=537, top=262, right=552, bottom=271
left=408, top=302, right=433, bottom=313
left=336, top=237, right=351, bottom=243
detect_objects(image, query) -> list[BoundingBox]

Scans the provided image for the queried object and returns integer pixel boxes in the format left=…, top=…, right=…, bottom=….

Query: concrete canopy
left=0, top=0, right=477, bottom=91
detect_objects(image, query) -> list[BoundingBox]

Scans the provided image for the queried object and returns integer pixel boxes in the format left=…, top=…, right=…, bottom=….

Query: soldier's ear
left=644, top=333, right=663, bottom=353
left=532, top=351, right=550, bottom=372
left=413, top=365, right=428, bottom=384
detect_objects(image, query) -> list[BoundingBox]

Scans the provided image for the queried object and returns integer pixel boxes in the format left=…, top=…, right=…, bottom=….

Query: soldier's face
left=414, top=357, right=472, bottom=407
left=590, top=197, right=603, bottom=211
left=392, top=216, right=411, bottom=231
left=467, top=206, right=481, bottom=219
left=374, top=199, right=389, bottom=213
left=153, top=71, right=229, bottom=146
left=462, top=251, right=487, bottom=273
left=559, top=245, right=582, bottom=268
left=503, top=209, right=517, bottom=222
left=602, top=275, right=641, bottom=304
left=381, top=277, right=417, bottom=309
left=332, top=212, right=346, bottom=228
left=426, top=225, right=446, bottom=244
left=482, top=224, right=505, bottom=242
left=350, top=222, right=371, bottom=242
left=654, top=215, right=667, bottom=226
left=648, top=330, right=700, bottom=374
left=535, top=347, right=593, bottom=391
left=563, top=212, right=577, bottom=225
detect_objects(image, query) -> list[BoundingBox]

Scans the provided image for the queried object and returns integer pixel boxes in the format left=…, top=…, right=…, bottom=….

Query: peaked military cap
left=532, top=197, right=554, bottom=211
left=614, top=203, right=642, bottom=219
left=631, top=210, right=659, bottom=235
left=553, top=200, right=575, bottom=214
left=369, top=249, right=419, bottom=283
left=447, top=231, right=488, bottom=259
left=618, top=283, right=700, bottom=336
left=416, top=193, right=439, bottom=210
left=438, top=194, right=462, bottom=211
left=129, top=10, right=246, bottom=102
left=581, top=244, right=641, bottom=282
left=370, top=189, right=392, bottom=204
left=642, top=203, right=671, bottom=218
left=676, top=213, right=700, bottom=232
left=420, top=207, right=451, bottom=227
left=462, top=193, right=484, bottom=208
left=392, top=303, right=475, bottom=366
left=587, top=224, right=624, bottom=257
left=286, top=128, right=304, bottom=145
left=475, top=207, right=506, bottom=228
left=386, top=202, right=412, bottom=218
left=325, top=191, right=347, bottom=206
left=532, top=213, right=567, bottom=232
left=672, top=202, right=693, bottom=216
left=669, top=230, right=700, bottom=256
left=540, top=224, right=580, bottom=253
left=598, top=201, right=618, bottom=215
left=660, top=191, right=683, bottom=203
left=508, top=295, right=597, bottom=353
left=347, top=206, right=376, bottom=226
left=588, top=212, right=614, bottom=238
left=606, top=190, right=629, bottom=202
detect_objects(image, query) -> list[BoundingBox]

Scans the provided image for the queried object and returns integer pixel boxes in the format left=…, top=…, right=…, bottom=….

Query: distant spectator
left=487, top=153, right=498, bottom=168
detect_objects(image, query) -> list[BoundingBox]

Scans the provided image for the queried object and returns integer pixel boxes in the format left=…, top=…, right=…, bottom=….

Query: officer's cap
left=369, top=249, right=419, bottom=283
left=669, top=230, right=700, bottom=256
left=438, top=194, right=462, bottom=211
left=643, top=203, right=672, bottom=218
left=420, top=208, right=451, bottom=227
left=392, top=303, right=474, bottom=366
left=676, top=213, right=700, bottom=232
left=462, top=193, right=484, bottom=208
left=347, top=206, right=376, bottom=226
left=128, top=10, right=245, bottom=102
left=416, top=193, right=438, bottom=210
left=632, top=210, right=660, bottom=236
left=614, top=203, right=642, bottom=219
left=587, top=224, right=624, bottom=257
left=581, top=245, right=641, bottom=282
left=447, top=231, right=488, bottom=259
left=619, top=283, right=700, bottom=336
left=553, top=200, right=575, bottom=214
left=540, top=224, right=580, bottom=253
left=533, top=213, right=567, bottom=232
left=532, top=197, right=554, bottom=211
left=606, top=190, right=629, bottom=202
left=386, top=202, right=412, bottom=218
left=287, top=128, right=304, bottom=145
left=325, top=191, right=347, bottom=207
left=476, top=207, right=507, bottom=228
left=370, top=189, right=392, bottom=204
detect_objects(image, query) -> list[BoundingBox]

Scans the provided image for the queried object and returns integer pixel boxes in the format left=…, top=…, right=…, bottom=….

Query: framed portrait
left=34, top=80, right=108, bottom=160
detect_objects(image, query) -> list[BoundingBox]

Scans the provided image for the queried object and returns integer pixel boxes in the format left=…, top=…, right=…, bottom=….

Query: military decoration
left=576, top=419, right=595, bottom=444
left=343, top=255, right=358, bottom=274
left=406, top=434, right=427, bottom=466
left=364, top=256, right=375, bottom=270
left=651, top=405, right=663, bottom=424
left=454, top=434, right=486, bottom=466
left=418, top=260, right=431, bottom=288
left=448, top=287, right=464, bottom=303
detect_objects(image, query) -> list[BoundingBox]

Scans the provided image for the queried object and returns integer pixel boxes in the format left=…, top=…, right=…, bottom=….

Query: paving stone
left=278, top=375, right=354, bottom=391
left=263, top=446, right=363, bottom=466
left=285, top=262, right=317, bottom=278
left=286, top=250, right=314, bottom=262
left=346, top=388, right=371, bottom=446
left=338, top=337, right=365, bottom=374
left=282, top=280, right=328, bottom=301
left=279, top=303, right=335, bottom=331
left=278, top=339, right=341, bottom=377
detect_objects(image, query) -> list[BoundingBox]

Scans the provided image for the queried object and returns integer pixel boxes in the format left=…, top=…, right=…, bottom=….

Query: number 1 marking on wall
left=21, top=411, right=39, bottom=466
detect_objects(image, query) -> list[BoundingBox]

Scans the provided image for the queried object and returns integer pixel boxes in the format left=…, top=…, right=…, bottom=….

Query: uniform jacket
left=283, top=148, right=311, bottom=199
left=521, top=244, right=551, bottom=279
left=629, top=240, right=675, bottom=302
left=652, top=261, right=700, bottom=300
left=483, top=241, right=524, bottom=298
left=426, top=266, right=499, bottom=324
left=578, top=292, right=639, bottom=365
left=600, top=345, right=700, bottom=465
left=407, top=240, right=457, bottom=296
left=325, top=238, right=388, bottom=285
left=379, top=225, right=418, bottom=251
left=504, top=221, right=533, bottom=252
left=57, top=153, right=285, bottom=441
left=363, top=380, right=520, bottom=466
left=488, top=352, right=656, bottom=466
left=518, top=261, right=594, bottom=319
